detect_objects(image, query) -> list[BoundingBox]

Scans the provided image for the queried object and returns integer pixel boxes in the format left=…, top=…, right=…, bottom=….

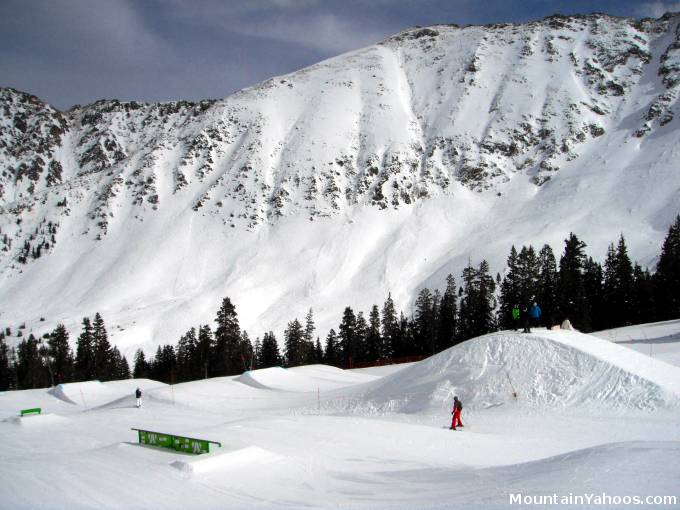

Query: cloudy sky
left=2, top=0, right=679, bottom=110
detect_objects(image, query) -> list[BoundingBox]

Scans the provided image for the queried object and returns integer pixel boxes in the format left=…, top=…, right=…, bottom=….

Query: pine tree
left=631, top=264, right=655, bottom=325
left=475, top=260, right=497, bottom=335
left=0, top=334, right=12, bottom=390
left=654, top=215, right=680, bottom=320
left=602, top=235, right=635, bottom=328
left=74, top=317, right=95, bottom=381
left=323, top=329, right=341, bottom=366
left=212, top=297, right=242, bottom=376
left=303, top=308, right=316, bottom=363
left=517, top=246, right=540, bottom=309
left=338, top=307, right=358, bottom=367
left=314, top=337, right=324, bottom=363
left=498, top=246, right=521, bottom=330
left=284, top=319, right=305, bottom=367
left=583, top=257, right=603, bottom=332
left=252, top=338, right=262, bottom=370
left=111, top=347, right=130, bottom=380
left=197, top=325, right=213, bottom=379
left=381, top=294, right=398, bottom=359
left=558, top=233, right=590, bottom=330
left=259, top=331, right=281, bottom=368
left=458, top=261, right=478, bottom=340
left=133, top=349, right=149, bottom=379
left=365, top=305, right=382, bottom=361
left=537, top=244, right=558, bottom=327
left=176, top=328, right=198, bottom=382
left=355, top=311, right=369, bottom=362
left=93, top=313, right=113, bottom=381
left=436, top=274, right=458, bottom=350
left=47, top=324, right=73, bottom=384
left=15, top=335, right=48, bottom=389
left=240, top=331, right=253, bottom=371
left=414, top=288, right=435, bottom=355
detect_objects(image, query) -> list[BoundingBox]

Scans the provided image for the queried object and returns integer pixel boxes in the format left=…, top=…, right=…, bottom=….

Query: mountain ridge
left=1, top=12, right=679, bottom=354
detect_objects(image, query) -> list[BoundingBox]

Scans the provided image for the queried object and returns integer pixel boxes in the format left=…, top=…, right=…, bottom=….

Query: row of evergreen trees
left=1, top=215, right=679, bottom=390
left=0, top=313, right=130, bottom=390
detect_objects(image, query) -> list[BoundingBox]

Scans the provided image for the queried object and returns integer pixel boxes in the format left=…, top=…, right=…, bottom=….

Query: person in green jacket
left=512, top=304, right=520, bottom=331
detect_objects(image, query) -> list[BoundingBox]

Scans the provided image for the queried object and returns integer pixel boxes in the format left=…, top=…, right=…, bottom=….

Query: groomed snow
left=1, top=327, right=679, bottom=508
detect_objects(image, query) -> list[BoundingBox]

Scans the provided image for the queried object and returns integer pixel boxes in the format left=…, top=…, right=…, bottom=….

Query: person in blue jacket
left=528, top=302, right=542, bottom=332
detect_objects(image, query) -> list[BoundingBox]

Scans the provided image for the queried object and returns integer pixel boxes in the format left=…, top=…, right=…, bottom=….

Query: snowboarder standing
left=135, top=387, right=142, bottom=408
left=512, top=304, right=520, bottom=331
left=529, top=302, right=542, bottom=332
left=450, top=396, right=463, bottom=430
left=522, top=305, right=530, bottom=333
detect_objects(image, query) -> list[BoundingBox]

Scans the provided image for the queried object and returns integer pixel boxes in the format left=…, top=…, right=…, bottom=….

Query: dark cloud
left=0, top=0, right=664, bottom=110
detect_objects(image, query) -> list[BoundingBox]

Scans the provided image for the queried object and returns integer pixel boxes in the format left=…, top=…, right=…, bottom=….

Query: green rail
left=20, top=408, right=41, bottom=416
left=131, top=428, right=221, bottom=455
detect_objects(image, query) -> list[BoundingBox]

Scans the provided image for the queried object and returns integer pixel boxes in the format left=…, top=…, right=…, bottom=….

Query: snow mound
left=236, top=367, right=318, bottom=392
left=287, top=364, right=380, bottom=389
left=170, top=446, right=279, bottom=475
left=361, top=330, right=680, bottom=413
left=3, top=413, right=69, bottom=426
left=48, top=379, right=165, bottom=407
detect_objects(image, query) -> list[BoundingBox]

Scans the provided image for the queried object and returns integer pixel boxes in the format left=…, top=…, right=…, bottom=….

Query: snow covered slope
left=355, top=329, right=680, bottom=413
left=1, top=13, right=680, bottom=354
left=1, top=330, right=679, bottom=509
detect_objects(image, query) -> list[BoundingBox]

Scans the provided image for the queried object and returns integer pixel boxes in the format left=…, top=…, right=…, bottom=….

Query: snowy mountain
left=1, top=13, right=680, bottom=355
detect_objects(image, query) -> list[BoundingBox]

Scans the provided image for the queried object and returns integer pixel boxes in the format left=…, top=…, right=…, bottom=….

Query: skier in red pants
left=450, top=396, right=463, bottom=430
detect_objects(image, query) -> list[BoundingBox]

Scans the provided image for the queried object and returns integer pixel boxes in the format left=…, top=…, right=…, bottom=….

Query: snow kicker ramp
left=360, top=330, right=680, bottom=413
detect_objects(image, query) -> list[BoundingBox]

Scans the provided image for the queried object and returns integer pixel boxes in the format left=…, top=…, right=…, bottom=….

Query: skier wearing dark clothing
left=450, top=396, right=463, bottom=430
left=135, top=388, right=142, bottom=408
left=512, top=304, right=520, bottom=331
left=522, top=305, right=530, bottom=333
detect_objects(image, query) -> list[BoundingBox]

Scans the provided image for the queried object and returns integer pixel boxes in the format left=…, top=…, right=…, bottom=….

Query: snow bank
left=170, top=446, right=280, bottom=475
left=3, top=413, right=69, bottom=426
left=236, top=367, right=318, bottom=392
left=360, top=329, right=680, bottom=413
left=48, top=379, right=165, bottom=407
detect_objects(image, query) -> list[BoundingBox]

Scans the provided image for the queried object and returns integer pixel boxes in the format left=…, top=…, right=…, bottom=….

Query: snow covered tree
left=47, top=324, right=73, bottom=384
left=654, top=215, right=680, bottom=320
left=259, top=331, right=281, bottom=368
left=74, top=317, right=95, bottom=381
